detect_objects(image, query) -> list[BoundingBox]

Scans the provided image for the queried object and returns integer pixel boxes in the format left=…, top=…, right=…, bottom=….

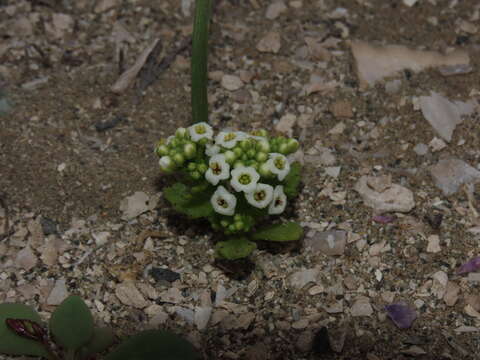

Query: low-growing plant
left=0, top=295, right=200, bottom=360
left=155, top=125, right=303, bottom=260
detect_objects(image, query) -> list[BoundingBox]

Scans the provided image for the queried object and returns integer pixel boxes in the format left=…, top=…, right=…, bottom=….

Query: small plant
left=155, top=125, right=303, bottom=260
left=0, top=295, right=199, bottom=360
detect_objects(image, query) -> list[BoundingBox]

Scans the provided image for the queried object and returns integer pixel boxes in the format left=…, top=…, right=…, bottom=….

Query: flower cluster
left=155, top=123, right=299, bottom=234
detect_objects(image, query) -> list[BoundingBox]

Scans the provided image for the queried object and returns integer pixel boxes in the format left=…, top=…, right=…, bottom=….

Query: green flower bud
left=251, top=129, right=268, bottom=137
left=197, top=163, right=208, bottom=174
left=187, top=162, right=197, bottom=171
left=259, top=162, right=272, bottom=177
left=286, top=138, right=299, bottom=153
left=239, top=139, right=252, bottom=150
left=173, top=153, right=185, bottom=165
left=224, top=150, right=236, bottom=164
left=233, top=160, right=244, bottom=169
left=256, top=152, right=268, bottom=162
left=234, top=214, right=242, bottom=222
left=257, top=140, right=270, bottom=153
left=233, top=147, right=243, bottom=158
left=175, top=127, right=188, bottom=139
left=170, top=138, right=179, bottom=147
left=241, top=154, right=248, bottom=161
left=184, top=142, right=197, bottom=159
left=156, top=144, right=169, bottom=157
left=246, top=149, right=256, bottom=158
left=279, top=142, right=289, bottom=154
left=228, top=224, right=236, bottom=232
left=235, top=221, right=244, bottom=231
left=159, top=156, right=175, bottom=173
left=190, top=171, right=201, bottom=180
left=221, top=220, right=229, bottom=228
left=198, top=138, right=209, bottom=146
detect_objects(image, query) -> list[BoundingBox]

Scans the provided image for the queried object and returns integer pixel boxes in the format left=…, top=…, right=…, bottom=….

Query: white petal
left=267, top=153, right=291, bottom=181
left=268, top=185, right=287, bottom=214
left=246, top=183, right=274, bottom=209
left=215, top=131, right=245, bottom=149
left=211, top=186, right=236, bottom=216
left=205, top=144, right=220, bottom=156
left=205, top=154, right=230, bottom=185
left=230, top=166, right=260, bottom=193
left=188, top=122, right=213, bottom=142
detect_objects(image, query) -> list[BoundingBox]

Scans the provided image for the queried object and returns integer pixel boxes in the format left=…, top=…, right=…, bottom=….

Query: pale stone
left=289, top=268, right=320, bottom=289
left=115, top=282, right=149, bottom=309
left=119, top=191, right=150, bottom=220
left=350, top=297, right=373, bottom=317
left=431, top=271, right=448, bottom=299
left=94, top=0, right=119, bottom=13
left=47, top=278, right=69, bottom=305
left=275, top=113, right=296, bottom=136
left=426, top=235, right=441, bottom=253
left=354, top=175, right=415, bottom=213
left=221, top=74, right=243, bottom=91
left=265, top=1, right=287, bottom=20
left=256, top=31, right=281, bottom=53
left=194, top=306, right=212, bottom=330
left=444, top=281, right=460, bottom=306
left=15, top=246, right=37, bottom=271
left=305, top=230, right=346, bottom=256
left=429, top=159, right=480, bottom=196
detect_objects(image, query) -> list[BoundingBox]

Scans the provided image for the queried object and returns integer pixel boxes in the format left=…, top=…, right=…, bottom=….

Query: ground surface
left=1, top=0, right=480, bottom=359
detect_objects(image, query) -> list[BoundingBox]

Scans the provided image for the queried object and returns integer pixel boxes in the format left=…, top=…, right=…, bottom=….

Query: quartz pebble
left=221, top=75, right=243, bottom=91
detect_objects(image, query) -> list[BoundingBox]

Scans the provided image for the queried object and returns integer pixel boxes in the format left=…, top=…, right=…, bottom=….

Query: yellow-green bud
left=233, top=160, right=244, bottom=169
left=221, top=220, right=229, bottom=228
left=256, top=152, right=268, bottom=162
left=156, top=144, right=169, bottom=157
left=279, top=143, right=289, bottom=154
left=175, top=127, right=188, bottom=139
left=257, top=140, right=270, bottom=153
left=235, top=221, right=244, bottom=231
left=197, top=163, right=208, bottom=174
left=240, top=139, right=252, bottom=150
left=251, top=129, right=268, bottom=137
left=233, top=147, right=243, bottom=158
left=184, top=142, right=197, bottom=159
left=228, top=224, right=236, bottom=232
left=246, top=149, right=256, bottom=158
left=190, top=171, right=201, bottom=180
left=187, top=162, right=197, bottom=171
left=287, top=138, right=299, bottom=153
left=259, top=162, right=272, bottom=177
left=173, top=153, right=185, bottom=165
left=224, top=150, right=236, bottom=164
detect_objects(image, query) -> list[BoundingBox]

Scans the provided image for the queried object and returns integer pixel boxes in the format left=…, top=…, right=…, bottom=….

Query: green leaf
left=78, top=327, right=115, bottom=359
left=215, top=236, right=257, bottom=260
left=0, top=303, right=49, bottom=357
left=164, top=182, right=213, bottom=218
left=283, top=162, right=302, bottom=199
left=49, top=295, right=94, bottom=351
left=105, top=330, right=200, bottom=360
left=252, top=222, right=303, bottom=242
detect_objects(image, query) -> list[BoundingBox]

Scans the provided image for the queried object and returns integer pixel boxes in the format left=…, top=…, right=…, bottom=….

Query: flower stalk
left=191, top=0, right=212, bottom=124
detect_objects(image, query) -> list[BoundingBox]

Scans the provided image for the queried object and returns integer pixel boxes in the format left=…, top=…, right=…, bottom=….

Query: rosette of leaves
left=0, top=295, right=199, bottom=360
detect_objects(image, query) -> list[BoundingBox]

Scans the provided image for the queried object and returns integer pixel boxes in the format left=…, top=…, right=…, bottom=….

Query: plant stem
left=191, top=0, right=212, bottom=124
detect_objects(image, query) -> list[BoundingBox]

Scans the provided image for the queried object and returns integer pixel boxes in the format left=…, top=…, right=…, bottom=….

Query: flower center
left=224, top=133, right=236, bottom=141
left=217, top=198, right=228, bottom=208
left=274, top=198, right=283, bottom=206
left=274, top=157, right=285, bottom=170
left=211, top=162, right=222, bottom=175
left=194, top=124, right=206, bottom=134
left=254, top=190, right=266, bottom=201
left=239, top=174, right=251, bottom=185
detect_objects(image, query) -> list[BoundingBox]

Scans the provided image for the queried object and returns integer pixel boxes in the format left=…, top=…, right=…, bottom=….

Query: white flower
left=266, top=153, right=290, bottom=181
left=205, top=154, right=230, bottom=185
left=205, top=144, right=220, bottom=157
left=215, top=131, right=247, bottom=149
left=268, top=185, right=287, bottom=215
left=211, top=186, right=236, bottom=216
left=188, top=122, right=213, bottom=142
left=166, top=136, right=174, bottom=145
left=230, top=166, right=260, bottom=193
left=246, top=183, right=273, bottom=209
left=159, top=156, right=174, bottom=172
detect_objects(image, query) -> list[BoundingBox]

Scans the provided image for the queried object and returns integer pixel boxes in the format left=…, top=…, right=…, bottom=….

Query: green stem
left=191, top=0, right=212, bottom=124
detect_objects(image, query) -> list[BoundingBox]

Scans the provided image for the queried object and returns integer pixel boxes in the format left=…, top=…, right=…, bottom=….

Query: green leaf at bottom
left=252, top=222, right=303, bottom=242
left=215, top=236, right=257, bottom=260
left=105, top=330, right=200, bottom=360
left=49, top=295, right=94, bottom=351
left=0, top=303, right=49, bottom=357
